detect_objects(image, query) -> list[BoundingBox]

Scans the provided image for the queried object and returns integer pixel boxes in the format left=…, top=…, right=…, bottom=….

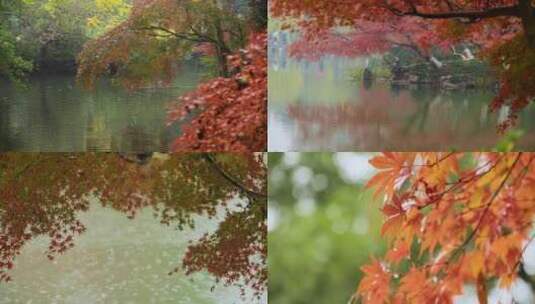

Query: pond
left=0, top=66, right=203, bottom=152
left=268, top=45, right=535, bottom=151
left=0, top=201, right=253, bottom=304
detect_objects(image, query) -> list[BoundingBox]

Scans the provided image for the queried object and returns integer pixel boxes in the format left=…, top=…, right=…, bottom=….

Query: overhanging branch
left=405, top=6, right=520, bottom=19
left=384, top=1, right=520, bottom=20
left=135, top=25, right=214, bottom=43
left=201, top=153, right=267, bottom=199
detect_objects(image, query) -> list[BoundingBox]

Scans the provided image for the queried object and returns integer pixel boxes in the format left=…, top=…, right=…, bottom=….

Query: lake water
left=268, top=49, right=535, bottom=151
left=0, top=68, right=202, bottom=152
left=0, top=201, right=256, bottom=304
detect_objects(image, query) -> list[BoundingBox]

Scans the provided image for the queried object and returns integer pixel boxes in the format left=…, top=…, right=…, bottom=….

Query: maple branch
left=513, top=233, right=535, bottom=276
left=417, top=155, right=504, bottom=210
left=201, top=153, right=267, bottom=199
left=400, top=5, right=520, bottom=20
left=135, top=26, right=213, bottom=43
left=12, top=156, right=57, bottom=180
left=379, top=1, right=521, bottom=20
left=418, top=152, right=455, bottom=168
left=451, top=153, right=522, bottom=260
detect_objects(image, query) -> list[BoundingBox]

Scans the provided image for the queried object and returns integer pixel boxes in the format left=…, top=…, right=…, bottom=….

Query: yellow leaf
left=468, top=189, right=483, bottom=209
left=87, top=16, right=100, bottom=28
left=468, top=251, right=485, bottom=278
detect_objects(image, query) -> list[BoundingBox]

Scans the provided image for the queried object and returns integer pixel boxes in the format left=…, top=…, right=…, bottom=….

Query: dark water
left=0, top=71, right=202, bottom=152
left=268, top=42, right=535, bottom=151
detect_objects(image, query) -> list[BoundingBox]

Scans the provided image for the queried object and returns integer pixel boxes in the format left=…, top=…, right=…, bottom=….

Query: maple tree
left=166, top=32, right=267, bottom=152
left=77, top=0, right=267, bottom=151
left=353, top=152, right=535, bottom=303
left=77, top=0, right=253, bottom=89
left=0, top=153, right=266, bottom=297
left=270, top=0, right=535, bottom=130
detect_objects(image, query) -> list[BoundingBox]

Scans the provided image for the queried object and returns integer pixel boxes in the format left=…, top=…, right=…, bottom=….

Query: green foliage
left=268, top=153, right=385, bottom=304
left=198, top=54, right=220, bottom=78
left=374, top=46, right=495, bottom=86
left=0, top=0, right=131, bottom=79
left=0, top=1, right=33, bottom=82
left=86, top=0, right=131, bottom=38
left=495, top=129, right=525, bottom=152
left=350, top=63, right=392, bottom=81
left=0, top=28, right=33, bottom=83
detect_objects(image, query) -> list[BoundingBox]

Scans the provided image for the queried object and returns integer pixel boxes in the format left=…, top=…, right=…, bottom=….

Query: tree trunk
left=520, top=0, right=535, bottom=48
left=216, top=46, right=230, bottom=77
left=39, top=44, right=48, bottom=69
left=248, top=0, right=267, bottom=31
left=212, top=0, right=230, bottom=77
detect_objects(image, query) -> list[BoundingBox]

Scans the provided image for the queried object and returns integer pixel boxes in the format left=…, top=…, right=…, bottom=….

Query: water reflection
left=0, top=68, right=202, bottom=152
left=268, top=44, right=535, bottom=151
left=0, top=153, right=267, bottom=303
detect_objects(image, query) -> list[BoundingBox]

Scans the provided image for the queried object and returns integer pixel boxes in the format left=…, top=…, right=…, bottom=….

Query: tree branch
left=201, top=153, right=266, bottom=199
left=450, top=153, right=522, bottom=261
left=380, top=1, right=520, bottom=20
left=135, top=26, right=213, bottom=43
left=400, top=4, right=520, bottom=20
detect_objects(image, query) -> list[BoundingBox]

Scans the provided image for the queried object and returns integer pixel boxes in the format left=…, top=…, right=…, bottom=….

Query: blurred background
left=268, top=152, right=385, bottom=304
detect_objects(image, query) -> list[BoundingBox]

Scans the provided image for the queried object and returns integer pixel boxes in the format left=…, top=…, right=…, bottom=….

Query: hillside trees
left=270, top=0, right=535, bottom=129
left=0, top=153, right=267, bottom=296
left=355, top=152, right=535, bottom=303
left=0, top=1, right=33, bottom=81
left=1, top=0, right=130, bottom=74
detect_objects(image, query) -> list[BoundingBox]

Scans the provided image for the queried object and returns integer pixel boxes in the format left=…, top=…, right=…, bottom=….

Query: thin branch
left=135, top=26, right=212, bottom=43
left=12, top=156, right=56, bottom=179
left=377, top=0, right=520, bottom=20
left=449, top=153, right=522, bottom=261
left=398, top=4, right=520, bottom=20
left=201, top=153, right=266, bottom=199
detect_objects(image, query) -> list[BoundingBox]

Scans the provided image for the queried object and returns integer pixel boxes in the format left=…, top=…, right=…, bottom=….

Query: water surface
left=0, top=202, right=251, bottom=304
left=0, top=68, right=202, bottom=152
left=268, top=50, right=535, bottom=151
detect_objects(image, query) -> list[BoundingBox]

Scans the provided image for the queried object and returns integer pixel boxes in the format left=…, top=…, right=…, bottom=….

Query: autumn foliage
left=77, top=0, right=248, bottom=89
left=0, top=153, right=266, bottom=296
left=166, top=33, right=267, bottom=152
left=355, top=152, right=535, bottom=303
left=77, top=0, right=267, bottom=151
left=270, top=0, right=535, bottom=129
left=285, top=18, right=446, bottom=62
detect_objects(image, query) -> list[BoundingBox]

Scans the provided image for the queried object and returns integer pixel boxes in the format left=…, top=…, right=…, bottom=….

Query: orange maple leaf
left=367, top=153, right=414, bottom=199
left=357, top=259, right=391, bottom=304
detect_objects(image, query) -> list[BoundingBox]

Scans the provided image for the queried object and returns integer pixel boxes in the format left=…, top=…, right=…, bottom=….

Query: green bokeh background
left=268, top=153, right=386, bottom=304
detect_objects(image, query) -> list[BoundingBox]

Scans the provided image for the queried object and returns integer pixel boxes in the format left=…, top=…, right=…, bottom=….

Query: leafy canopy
left=0, top=153, right=266, bottom=297
left=166, top=33, right=267, bottom=152
left=77, top=0, right=250, bottom=89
